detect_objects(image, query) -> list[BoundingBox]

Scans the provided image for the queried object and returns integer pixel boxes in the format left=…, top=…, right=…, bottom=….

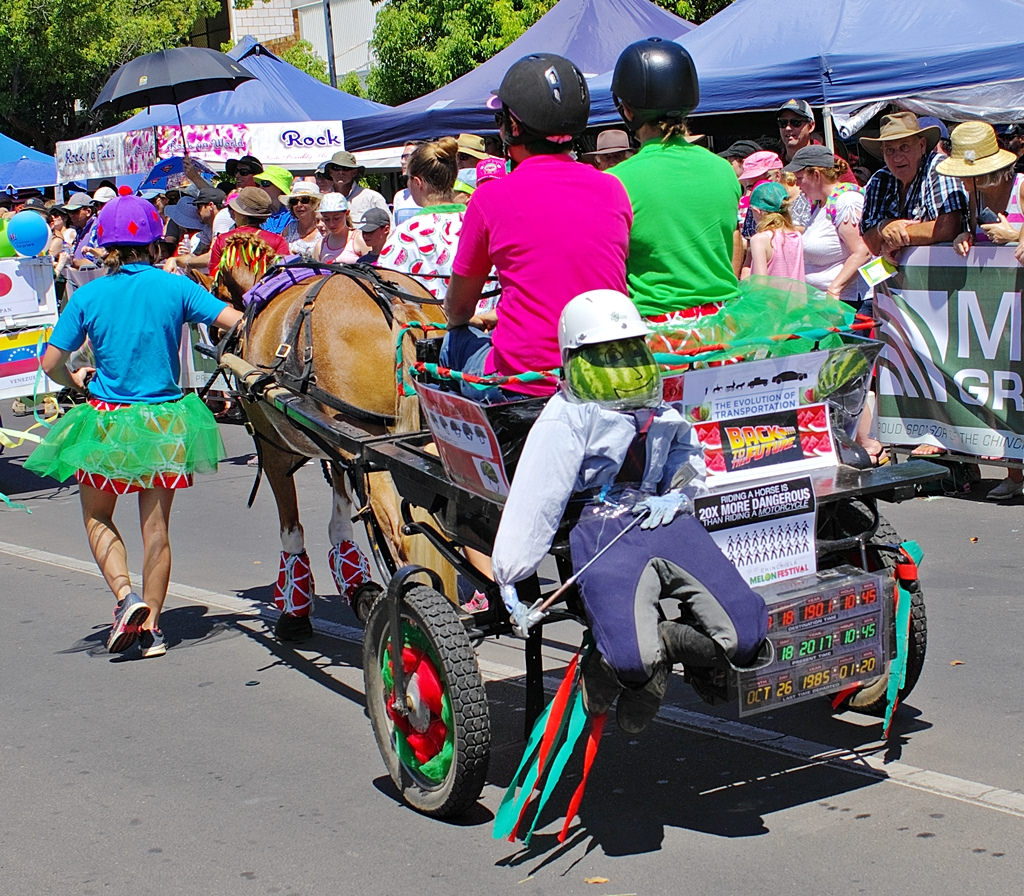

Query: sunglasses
left=234, top=166, right=257, bottom=176
left=777, top=118, right=808, bottom=129
left=291, top=196, right=314, bottom=205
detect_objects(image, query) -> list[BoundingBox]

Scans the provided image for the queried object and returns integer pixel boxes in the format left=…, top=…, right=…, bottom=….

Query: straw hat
left=859, top=112, right=941, bottom=159
left=936, top=121, right=1017, bottom=178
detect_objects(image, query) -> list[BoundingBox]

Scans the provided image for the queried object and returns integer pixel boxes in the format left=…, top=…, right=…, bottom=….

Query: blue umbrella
left=138, top=156, right=216, bottom=192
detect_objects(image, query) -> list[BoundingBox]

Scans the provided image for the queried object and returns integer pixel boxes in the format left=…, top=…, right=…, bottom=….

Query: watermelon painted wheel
left=363, top=584, right=490, bottom=817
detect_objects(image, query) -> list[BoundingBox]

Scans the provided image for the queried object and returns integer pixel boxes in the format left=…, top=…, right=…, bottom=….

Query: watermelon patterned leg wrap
left=328, top=540, right=371, bottom=603
left=273, top=551, right=315, bottom=616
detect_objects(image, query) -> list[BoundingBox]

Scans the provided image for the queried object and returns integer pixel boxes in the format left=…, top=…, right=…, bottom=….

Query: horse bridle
left=249, top=261, right=441, bottom=428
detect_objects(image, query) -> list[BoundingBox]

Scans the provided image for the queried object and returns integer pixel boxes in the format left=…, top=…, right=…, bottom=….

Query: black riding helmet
left=493, top=53, right=590, bottom=141
left=611, top=38, right=699, bottom=128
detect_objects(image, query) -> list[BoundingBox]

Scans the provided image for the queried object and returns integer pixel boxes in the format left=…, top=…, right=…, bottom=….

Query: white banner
left=56, top=130, right=157, bottom=182
left=57, top=120, right=348, bottom=182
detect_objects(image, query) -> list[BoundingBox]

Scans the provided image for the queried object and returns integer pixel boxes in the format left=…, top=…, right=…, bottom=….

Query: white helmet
left=558, top=289, right=649, bottom=360
left=558, top=290, right=660, bottom=410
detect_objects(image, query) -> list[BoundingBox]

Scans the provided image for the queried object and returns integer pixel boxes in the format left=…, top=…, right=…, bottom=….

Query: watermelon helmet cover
left=558, top=290, right=661, bottom=410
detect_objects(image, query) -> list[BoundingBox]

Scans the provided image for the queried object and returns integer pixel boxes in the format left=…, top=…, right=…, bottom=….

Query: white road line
left=5, top=539, right=1023, bottom=820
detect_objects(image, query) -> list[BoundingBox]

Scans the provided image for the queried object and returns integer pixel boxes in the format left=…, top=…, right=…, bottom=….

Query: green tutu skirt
left=25, top=392, right=226, bottom=488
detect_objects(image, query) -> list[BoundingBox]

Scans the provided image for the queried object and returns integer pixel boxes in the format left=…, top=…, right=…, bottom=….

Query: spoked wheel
left=363, top=584, right=490, bottom=817
left=819, top=501, right=927, bottom=715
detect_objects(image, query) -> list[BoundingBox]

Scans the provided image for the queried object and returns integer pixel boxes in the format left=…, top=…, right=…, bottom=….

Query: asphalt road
left=1, top=413, right=1021, bottom=895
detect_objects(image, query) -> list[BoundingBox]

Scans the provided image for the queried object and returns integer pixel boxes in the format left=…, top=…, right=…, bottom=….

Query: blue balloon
left=7, top=210, right=50, bottom=257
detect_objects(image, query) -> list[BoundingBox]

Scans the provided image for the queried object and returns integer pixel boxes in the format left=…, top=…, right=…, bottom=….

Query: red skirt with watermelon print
left=24, top=393, right=226, bottom=494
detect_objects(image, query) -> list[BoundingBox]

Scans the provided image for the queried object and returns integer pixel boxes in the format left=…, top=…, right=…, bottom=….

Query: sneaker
left=580, top=650, right=622, bottom=717
left=986, top=477, right=1023, bottom=501
left=107, top=592, right=149, bottom=653
left=615, top=662, right=668, bottom=734
left=274, top=612, right=313, bottom=642
left=138, top=629, right=167, bottom=658
left=460, top=591, right=489, bottom=613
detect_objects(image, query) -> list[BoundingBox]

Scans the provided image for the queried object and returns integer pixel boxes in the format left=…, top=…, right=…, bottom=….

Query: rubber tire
left=819, top=504, right=927, bottom=715
left=363, top=584, right=490, bottom=817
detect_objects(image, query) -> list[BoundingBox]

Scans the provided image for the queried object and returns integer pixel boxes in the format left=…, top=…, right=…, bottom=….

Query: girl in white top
left=786, top=148, right=871, bottom=307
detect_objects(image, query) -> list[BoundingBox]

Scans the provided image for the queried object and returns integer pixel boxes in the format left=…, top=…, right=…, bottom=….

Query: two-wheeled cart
left=220, top=341, right=944, bottom=819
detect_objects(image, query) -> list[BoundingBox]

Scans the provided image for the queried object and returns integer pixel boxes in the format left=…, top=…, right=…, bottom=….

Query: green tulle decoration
left=649, top=276, right=858, bottom=368
left=25, top=393, right=226, bottom=484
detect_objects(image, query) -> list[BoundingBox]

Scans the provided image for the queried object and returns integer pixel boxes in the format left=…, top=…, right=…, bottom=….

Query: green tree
left=663, top=0, right=734, bottom=23
left=0, top=0, right=220, bottom=152
left=367, top=0, right=557, bottom=105
left=279, top=40, right=331, bottom=85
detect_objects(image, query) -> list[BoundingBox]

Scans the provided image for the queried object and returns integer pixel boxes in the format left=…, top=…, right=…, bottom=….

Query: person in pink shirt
left=443, top=53, right=632, bottom=400
left=744, top=182, right=805, bottom=281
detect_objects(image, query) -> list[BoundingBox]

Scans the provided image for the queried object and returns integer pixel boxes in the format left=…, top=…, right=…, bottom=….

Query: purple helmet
left=95, top=190, right=165, bottom=247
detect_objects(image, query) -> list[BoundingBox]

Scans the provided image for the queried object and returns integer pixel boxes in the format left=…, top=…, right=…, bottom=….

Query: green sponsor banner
left=876, top=245, right=1024, bottom=459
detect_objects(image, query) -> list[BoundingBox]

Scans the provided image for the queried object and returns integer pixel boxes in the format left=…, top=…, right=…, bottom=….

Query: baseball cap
left=749, top=181, right=789, bottom=213
left=783, top=145, right=838, bottom=172
left=319, top=193, right=349, bottom=214
left=62, top=191, right=94, bottom=211
left=355, top=208, right=390, bottom=232
left=139, top=188, right=167, bottom=201
left=476, top=157, right=507, bottom=184
left=738, top=150, right=784, bottom=182
left=777, top=99, right=814, bottom=122
left=92, top=186, right=117, bottom=204
left=718, top=139, right=762, bottom=160
left=20, top=197, right=49, bottom=216
left=195, top=186, right=226, bottom=206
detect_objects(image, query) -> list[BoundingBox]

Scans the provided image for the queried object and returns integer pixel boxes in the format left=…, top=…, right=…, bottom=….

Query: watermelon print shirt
left=378, top=204, right=465, bottom=300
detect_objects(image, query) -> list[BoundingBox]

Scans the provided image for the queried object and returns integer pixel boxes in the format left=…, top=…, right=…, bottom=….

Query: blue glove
left=633, top=491, right=692, bottom=529
left=510, top=598, right=547, bottom=639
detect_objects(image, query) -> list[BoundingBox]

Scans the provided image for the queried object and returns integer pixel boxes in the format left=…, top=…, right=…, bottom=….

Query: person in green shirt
left=609, top=38, right=743, bottom=325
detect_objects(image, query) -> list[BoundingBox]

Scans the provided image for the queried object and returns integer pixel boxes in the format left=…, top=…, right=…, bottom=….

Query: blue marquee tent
left=92, top=36, right=388, bottom=135
left=587, top=0, right=1024, bottom=122
left=0, top=132, right=57, bottom=190
left=343, top=0, right=692, bottom=150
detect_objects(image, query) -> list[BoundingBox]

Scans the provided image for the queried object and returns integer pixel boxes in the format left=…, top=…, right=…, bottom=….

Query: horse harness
left=248, top=261, right=442, bottom=428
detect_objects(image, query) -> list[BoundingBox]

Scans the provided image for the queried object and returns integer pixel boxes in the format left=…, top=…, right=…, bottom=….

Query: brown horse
left=216, top=233, right=448, bottom=639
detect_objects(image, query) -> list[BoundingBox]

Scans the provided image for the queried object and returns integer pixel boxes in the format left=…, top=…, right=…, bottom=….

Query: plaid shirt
left=861, top=150, right=967, bottom=233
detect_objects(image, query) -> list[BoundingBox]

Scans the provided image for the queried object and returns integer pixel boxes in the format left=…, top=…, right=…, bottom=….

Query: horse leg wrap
left=273, top=551, right=315, bottom=616
left=329, top=540, right=372, bottom=603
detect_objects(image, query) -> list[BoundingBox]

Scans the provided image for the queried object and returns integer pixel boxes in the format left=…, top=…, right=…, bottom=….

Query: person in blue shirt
left=253, top=166, right=295, bottom=235
left=26, top=189, right=243, bottom=658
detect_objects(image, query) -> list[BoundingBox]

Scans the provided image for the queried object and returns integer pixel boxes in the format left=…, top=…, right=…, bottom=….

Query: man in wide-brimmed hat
left=320, top=150, right=390, bottom=227
left=860, top=111, right=967, bottom=258
left=206, top=186, right=290, bottom=275
left=582, top=129, right=635, bottom=171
